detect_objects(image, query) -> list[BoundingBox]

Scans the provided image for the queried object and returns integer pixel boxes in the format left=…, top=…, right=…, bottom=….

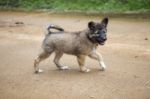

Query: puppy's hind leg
left=77, top=55, right=90, bottom=72
left=54, top=51, right=69, bottom=70
left=34, top=50, right=52, bottom=73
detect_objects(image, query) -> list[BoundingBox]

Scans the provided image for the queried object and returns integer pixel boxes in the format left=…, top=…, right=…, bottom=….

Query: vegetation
left=0, top=0, right=150, bottom=13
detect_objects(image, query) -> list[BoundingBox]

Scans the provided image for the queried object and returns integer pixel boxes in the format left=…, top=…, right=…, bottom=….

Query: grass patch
left=0, top=0, right=150, bottom=13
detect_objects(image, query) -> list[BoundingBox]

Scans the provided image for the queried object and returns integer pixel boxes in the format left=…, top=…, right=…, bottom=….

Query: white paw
left=35, top=69, right=43, bottom=73
left=100, top=66, right=106, bottom=71
left=38, top=69, right=43, bottom=73
left=80, top=67, right=90, bottom=73
left=60, top=66, right=69, bottom=70
left=100, top=61, right=106, bottom=71
left=85, top=68, right=90, bottom=72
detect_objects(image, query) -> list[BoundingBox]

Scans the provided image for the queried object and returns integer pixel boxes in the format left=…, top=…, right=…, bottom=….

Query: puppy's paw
left=85, top=68, right=90, bottom=72
left=80, top=67, right=90, bottom=73
left=59, top=66, right=69, bottom=70
left=100, top=66, right=106, bottom=71
left=100, top=61, right=106, bottom=71
left=35, top=69, right=43, bottom=74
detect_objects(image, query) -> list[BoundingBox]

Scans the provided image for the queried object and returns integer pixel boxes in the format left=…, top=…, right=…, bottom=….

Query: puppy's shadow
left=37, top=67, right=106, bottom=79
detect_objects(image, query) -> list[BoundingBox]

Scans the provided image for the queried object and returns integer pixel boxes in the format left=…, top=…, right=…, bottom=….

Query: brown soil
left=0, top=11, right=150, bottom=99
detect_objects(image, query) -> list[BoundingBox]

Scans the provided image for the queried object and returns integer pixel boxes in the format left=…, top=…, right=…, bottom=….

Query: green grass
left=0, top=0, right=150, bottom=13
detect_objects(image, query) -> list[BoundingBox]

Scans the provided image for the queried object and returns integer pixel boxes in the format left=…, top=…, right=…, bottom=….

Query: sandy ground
left=0, top=11, right=150, bottom=99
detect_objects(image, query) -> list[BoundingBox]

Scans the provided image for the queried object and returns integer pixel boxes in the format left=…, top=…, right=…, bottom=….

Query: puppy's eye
left=102, top=29, right=107, bottom=33
left=102, top=30, right=106, bottom=33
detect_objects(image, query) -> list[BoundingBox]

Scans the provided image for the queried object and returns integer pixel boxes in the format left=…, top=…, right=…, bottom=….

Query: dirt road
left=0, top=11, right=150, bottom=99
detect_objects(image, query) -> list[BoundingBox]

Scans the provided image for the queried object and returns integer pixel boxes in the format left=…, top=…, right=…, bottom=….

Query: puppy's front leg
left=88, top=50, right=106, bottom=71
left=77, top=55, right=90, bottom=72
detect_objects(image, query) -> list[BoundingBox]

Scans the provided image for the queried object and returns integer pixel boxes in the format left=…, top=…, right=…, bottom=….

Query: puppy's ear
left=88, top=21, right=95, bottom=30
left=101, top=17, right=109, bottom=27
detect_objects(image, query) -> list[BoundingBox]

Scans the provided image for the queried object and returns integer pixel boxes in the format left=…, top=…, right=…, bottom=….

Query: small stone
left=90, top=95, right=95, bottom=98
left=15, top=21, right=24, bottom=25
left=145, top=38, right=148, bottom=40
left=134, top=75, right=140, bottom=78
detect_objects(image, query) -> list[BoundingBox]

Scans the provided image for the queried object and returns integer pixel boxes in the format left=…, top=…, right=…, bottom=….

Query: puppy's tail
left=47, top=24, right=64, bottom=34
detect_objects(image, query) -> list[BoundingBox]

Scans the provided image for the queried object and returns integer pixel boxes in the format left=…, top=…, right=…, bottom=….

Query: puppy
left=34, top=17, right=108, bottom=73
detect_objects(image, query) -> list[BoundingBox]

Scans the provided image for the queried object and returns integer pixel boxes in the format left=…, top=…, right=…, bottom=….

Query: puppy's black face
left=88, top=17, right=108, bottom=45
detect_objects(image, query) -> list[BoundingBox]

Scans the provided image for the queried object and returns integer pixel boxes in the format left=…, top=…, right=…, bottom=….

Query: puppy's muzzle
left=96, top=34, right=107, bottom=45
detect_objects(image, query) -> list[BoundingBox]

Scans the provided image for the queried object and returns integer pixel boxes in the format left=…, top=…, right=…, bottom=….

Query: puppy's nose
left=102, top=37, right=107, bottom=41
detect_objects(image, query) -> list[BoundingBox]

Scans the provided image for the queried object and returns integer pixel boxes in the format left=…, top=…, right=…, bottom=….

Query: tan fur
left=34, top=17, right=108, bottom=73
left=34, top=30, right=105, bottom=73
